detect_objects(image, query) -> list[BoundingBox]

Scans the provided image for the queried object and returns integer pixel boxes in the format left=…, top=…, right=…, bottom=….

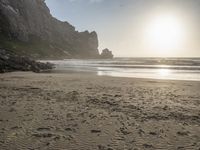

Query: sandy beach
left=0, top=72, right=200, bottom=150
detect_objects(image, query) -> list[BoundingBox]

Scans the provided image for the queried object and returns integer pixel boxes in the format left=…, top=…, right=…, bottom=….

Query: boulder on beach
left=0, top=49, right=54, bottom=73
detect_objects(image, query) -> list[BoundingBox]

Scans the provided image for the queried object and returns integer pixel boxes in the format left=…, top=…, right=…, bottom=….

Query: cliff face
left=0, top=0, right=99, bottom=59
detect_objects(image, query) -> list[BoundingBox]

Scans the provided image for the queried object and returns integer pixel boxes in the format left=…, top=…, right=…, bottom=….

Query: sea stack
left=100, top=48, right=114, bottom=59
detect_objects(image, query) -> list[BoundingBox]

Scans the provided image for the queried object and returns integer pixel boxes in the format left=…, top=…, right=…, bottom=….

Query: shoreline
left=0, top=72, right=200, bottom=149
left=44, top=58, right=200, bottom=81
left=45, top=69, right=200, bottom=82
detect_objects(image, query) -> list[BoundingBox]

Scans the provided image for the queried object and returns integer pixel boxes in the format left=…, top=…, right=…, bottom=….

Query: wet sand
left=0, top=72, right=200, bottom=150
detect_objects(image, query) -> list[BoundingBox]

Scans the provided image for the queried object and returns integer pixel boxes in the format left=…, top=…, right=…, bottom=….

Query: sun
left=144, top=14, right=186, bottom=56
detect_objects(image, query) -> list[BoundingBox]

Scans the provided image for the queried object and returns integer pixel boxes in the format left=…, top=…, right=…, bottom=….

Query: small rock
left=177, top=131, right=189, bottom=136
left=91, top=129, right=101, bottom=133
left=143, top=144, right=154, bottom=148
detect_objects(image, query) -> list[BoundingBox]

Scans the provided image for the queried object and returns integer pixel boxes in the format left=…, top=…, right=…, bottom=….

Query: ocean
left=45, top=58, right=200, bottom=81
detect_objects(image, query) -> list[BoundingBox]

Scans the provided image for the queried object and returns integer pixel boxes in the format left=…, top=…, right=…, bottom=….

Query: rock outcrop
left=100, top=48, right=114, bottom=59
left=0, top=49, right=54, bottom=73
left=0, top=0, right=99, bottom=59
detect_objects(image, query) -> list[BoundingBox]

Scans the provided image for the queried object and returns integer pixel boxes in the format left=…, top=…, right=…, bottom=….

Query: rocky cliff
left=0, top=0, right=99, bottom=59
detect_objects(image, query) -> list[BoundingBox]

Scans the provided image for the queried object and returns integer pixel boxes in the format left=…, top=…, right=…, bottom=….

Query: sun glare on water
left=144, top=14, right=186, bottom=56
left=158, top=68, right=170, bottom=77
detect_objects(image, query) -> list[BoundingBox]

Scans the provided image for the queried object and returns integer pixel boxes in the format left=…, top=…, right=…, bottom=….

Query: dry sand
left=0, top=72, right=200, bottom=150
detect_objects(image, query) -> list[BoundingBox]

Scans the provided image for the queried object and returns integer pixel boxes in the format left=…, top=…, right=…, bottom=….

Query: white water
left=44, top=58, right=200, bottom=81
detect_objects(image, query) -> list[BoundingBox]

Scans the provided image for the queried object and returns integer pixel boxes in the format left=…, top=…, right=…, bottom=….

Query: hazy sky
left=46, top=0, right=200, bottom=57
